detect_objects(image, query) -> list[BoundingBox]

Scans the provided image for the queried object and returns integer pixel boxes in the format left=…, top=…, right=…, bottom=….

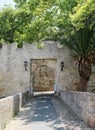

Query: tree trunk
left=78, top=62, right=91, bottom=91
left=80, top=76, right=87, bottom=91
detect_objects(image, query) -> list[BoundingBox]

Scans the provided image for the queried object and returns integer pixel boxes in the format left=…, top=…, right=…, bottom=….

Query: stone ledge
left=0, top=90, right=30, bottom=130
left=60, top=91, right=95, bottom=128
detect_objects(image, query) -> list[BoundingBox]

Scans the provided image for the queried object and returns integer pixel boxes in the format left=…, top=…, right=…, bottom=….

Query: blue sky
left=0, top=0, right=15, bottom=9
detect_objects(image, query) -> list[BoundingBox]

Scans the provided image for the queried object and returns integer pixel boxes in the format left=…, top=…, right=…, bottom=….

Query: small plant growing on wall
left=37, top=41, right=44, bottom=49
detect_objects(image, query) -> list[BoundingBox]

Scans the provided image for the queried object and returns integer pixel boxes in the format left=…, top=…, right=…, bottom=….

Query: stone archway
left=30, top=59, right=57, bottom=92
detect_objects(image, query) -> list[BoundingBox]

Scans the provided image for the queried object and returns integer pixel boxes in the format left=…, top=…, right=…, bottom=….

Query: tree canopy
left=0, top=0, right=95, bottom=54
left=0, top=0, right=94, bottom=45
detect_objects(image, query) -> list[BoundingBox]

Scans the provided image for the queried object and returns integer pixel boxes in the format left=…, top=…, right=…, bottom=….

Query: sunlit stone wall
left=0, top=41, right=80, bottom=96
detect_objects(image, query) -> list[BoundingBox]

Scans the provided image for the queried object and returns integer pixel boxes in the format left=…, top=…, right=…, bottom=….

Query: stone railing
left=0, top=90, right=30, bottom=130
left=60, top=91, right=95, bottom=128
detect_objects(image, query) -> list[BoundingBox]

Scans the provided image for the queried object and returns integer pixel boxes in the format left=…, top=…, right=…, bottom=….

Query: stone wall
left=60, top=91, right=95, bottom=128
left=0, top=41, right=80, bottom=96
left=0, top=90, right=30, bottom=130
left=87, top=73, right=95, bottom=92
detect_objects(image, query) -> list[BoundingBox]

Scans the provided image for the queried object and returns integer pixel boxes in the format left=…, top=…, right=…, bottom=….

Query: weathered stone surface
left=60, top=91, right=95, bottom=128
left=0, top=87, right=5, bottom=98
left=87, top=73, right=95, bottom=92
left=0, top=42, right=79, bottom=96
left=0, top=90, right=30, bottom=130
left=31, top=59, right=56, bottom=91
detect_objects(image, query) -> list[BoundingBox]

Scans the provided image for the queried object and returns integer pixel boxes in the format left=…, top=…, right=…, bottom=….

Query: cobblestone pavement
left=4, top=94, right=93, bottom=130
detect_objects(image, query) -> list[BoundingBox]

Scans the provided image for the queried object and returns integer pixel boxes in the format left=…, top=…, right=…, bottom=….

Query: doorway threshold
left=33, top=91, right=54, bottom=97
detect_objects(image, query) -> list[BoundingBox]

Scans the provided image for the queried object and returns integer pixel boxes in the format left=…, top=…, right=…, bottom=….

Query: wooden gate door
left=30, top=59, right=56, bottom=92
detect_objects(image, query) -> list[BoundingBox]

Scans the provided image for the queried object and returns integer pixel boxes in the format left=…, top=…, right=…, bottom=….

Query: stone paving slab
left=4, top=95, right=93, bottom=130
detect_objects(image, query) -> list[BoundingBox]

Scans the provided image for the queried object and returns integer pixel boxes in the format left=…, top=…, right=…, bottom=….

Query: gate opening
left=30, top=59, right=57, bottom=95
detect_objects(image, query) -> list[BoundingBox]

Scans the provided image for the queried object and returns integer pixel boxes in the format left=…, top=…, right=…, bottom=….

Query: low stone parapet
left=60, top=91, right=95, bottom=128
left=0, top=90, right=30, bottom=130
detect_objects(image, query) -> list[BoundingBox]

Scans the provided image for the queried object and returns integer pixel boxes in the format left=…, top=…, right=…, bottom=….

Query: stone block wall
left=60, top=91, right=95, bottom=128
left=0, top=90, right=30, bottom=130
left=0, top=87, right=5, bottom=98
left=87, top=73, right=95, bottom=92
left=0, top=41, right=80, bottom=96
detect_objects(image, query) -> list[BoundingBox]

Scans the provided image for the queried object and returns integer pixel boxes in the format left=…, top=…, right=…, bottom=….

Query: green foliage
left=67, top=0, right=95, bottom=62
left=0, top=0, right=94, bottom=54
left=37, top=42, right=44, bottom=49
left=70, top=0, right=95, bottom=29
left=60, top=0, right=95, bottom=91
left=0, top=7, right=15, bottom=43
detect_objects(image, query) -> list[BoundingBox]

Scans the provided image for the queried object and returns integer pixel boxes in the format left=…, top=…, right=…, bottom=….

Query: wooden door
left=30, top=59, right=56, bottom=92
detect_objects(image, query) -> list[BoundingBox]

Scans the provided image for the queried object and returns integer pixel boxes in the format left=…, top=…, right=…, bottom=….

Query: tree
left=61, top=0, right=95, bottom=91
left=35, top=0, right=95, bottom=91
left=0, top=7, right=15, bottom=43
left=0, top=5, right=33, bottom=46
left=0, top=0, right=57, bottom=45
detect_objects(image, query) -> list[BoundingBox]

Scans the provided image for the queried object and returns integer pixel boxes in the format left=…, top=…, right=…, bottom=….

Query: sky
left=0, top=0, right=15, bottom=9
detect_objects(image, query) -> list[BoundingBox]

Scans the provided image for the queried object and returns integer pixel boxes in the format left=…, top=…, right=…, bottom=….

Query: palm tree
left=63, top=27, right=95, bottom=91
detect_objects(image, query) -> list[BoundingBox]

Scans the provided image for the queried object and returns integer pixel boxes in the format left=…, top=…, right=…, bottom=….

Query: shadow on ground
left=13, top=94, right=63, bottom=130
left=6, top=93, right=92, bottom=130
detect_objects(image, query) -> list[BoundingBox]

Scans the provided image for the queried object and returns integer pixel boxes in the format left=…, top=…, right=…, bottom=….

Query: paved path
left=5, top=95, right=92, bottom=130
